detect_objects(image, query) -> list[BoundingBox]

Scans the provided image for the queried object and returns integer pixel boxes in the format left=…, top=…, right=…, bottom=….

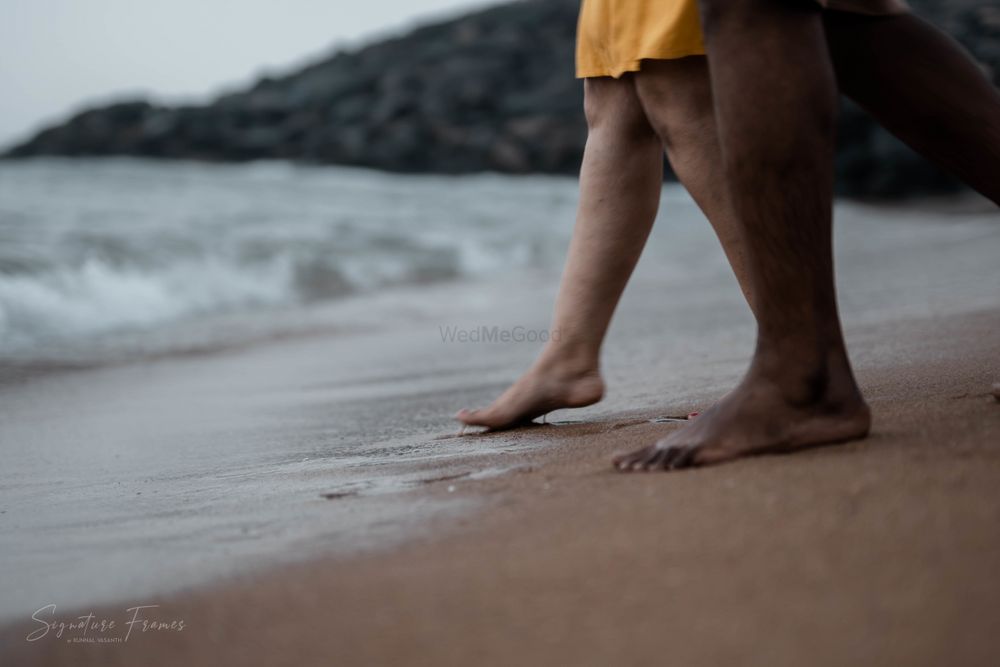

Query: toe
left=658, top=446, right=681, bottom=470
left=612, top=452, right=632, bottom=471
left=456, top=408, right=503, bottom=428
left=614, top=441, right=702, bottom=472
left=613, top=446, right=655, bottom=472
left=454, top=408, right=479, bottom=424
left=642, top=447, right=671, bottom=471
left=666, top=445, right=698, bottom=470
left=456, top=405, right=529, bottom=430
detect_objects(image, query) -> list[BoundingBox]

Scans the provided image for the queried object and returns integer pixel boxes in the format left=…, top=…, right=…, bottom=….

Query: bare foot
left=614, top=358, right=871, bottom=472
left=456, top=353, right=604, bottom=431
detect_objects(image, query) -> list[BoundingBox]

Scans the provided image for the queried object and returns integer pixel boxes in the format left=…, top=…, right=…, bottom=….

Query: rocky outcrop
left=4, top=0, right=998, bottom=197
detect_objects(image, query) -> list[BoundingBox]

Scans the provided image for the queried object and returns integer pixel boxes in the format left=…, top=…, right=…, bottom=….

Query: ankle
left=748, top=342, right=862, bottom=407
left=535, top=341, right=601, bottom=377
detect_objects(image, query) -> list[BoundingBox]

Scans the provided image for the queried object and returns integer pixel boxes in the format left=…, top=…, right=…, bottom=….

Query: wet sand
left=2, top=197, right=998, bottom=664
left=4, top=309, right=999, bottom=666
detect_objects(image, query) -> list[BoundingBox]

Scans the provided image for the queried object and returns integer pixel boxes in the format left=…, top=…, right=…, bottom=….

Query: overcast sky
left=0, top=0, right=499, bottom=148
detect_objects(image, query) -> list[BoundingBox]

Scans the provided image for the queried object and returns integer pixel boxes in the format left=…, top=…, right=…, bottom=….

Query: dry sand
left=3, top=308, right=998, bottom=666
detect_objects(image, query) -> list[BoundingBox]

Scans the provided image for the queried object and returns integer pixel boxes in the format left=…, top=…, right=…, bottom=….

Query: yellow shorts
left=576, top=0, right=910, bottom=78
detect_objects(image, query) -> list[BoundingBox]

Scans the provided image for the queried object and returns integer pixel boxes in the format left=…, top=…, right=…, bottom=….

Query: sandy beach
left=2, top=193, right=998, bottom=665
left=3, top=0, right=999, bottom=659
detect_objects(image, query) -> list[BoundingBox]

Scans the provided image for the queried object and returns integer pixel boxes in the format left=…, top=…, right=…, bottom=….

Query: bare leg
left=616, top=0, right=870, bottom=471
left=457, top=59, right=764, bottom=429
left=633, top=57, right=754, bottom=311
left=824, top=11, right=1000, bottom=205
left=826, top=11, right=1000, bottom=400
left=457, top=76, right=662, bottom=429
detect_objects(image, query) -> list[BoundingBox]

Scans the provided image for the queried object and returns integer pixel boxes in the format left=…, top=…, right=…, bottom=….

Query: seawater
left=0, top=158, right=581, bottom=362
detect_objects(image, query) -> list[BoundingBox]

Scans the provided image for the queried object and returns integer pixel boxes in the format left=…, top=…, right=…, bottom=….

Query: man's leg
left=824, top=11, right=1000, bottom=205
left=457, top=76, right=663, bottom=429
left=824, top=10, right=1000, bottom=397
left=616, top=0, right=870, bottom=471
left=633, top=57, right=754, bottom=312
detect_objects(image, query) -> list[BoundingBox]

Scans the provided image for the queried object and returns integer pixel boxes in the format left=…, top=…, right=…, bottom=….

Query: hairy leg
left=616, top=0, right=870, bottom=471
left=457, top=75, right=663, bottom=429
left=825, top=11, right=1000, bottom=205
left=634, top=57, right=754, bottom=312
left=826, top=11, right=1000, bottom=396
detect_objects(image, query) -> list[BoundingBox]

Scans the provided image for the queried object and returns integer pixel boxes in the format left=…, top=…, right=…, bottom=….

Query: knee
left=581, top=83, right=607, bottom=130
left=633, top=61, right=714, bottom=149
left=583, top=78, right=656, bottom=143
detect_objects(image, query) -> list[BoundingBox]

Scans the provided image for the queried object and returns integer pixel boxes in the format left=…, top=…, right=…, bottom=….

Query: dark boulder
left=3, top=0, right=997, bottom=198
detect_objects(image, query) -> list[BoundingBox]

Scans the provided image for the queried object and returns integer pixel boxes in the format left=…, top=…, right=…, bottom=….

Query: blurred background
left=1, top=0, right=997, bottom=367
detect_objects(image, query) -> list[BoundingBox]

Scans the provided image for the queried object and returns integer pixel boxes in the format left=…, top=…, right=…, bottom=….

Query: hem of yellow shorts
left=576, top=46, right=707, bottom=79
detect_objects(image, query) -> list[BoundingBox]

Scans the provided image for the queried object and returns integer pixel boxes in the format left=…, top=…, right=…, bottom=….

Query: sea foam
left=0, top=159, right=577, bottom=359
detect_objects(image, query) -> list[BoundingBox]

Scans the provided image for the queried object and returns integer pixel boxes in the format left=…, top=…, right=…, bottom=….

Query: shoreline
left=3, top=307, right=999, bottom=665
left=1, top=195, right=998, bottom=663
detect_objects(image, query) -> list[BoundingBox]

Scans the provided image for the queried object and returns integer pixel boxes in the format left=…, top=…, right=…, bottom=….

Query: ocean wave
left=0, top=235, right=543, bottom=356
left=0, top=160, right=577, bottom=360
left=0, top=257, right=294, bottom=351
